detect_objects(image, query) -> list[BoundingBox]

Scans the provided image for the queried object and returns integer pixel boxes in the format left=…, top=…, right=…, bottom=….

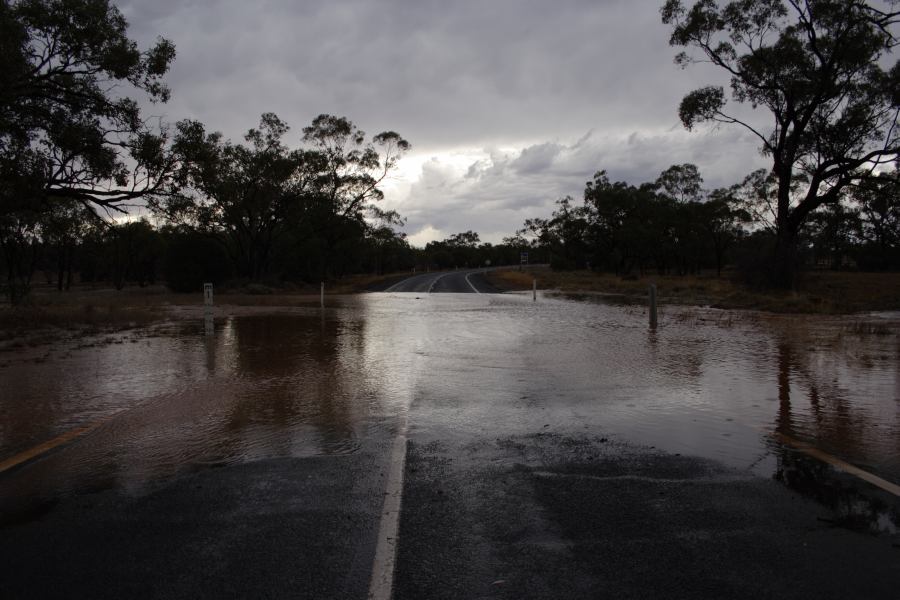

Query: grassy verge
left=486, top=267, right=900, bottom=314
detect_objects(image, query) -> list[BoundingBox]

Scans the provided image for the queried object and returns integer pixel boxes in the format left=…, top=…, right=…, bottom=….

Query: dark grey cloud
left=118, top=0, right=771, bottom=244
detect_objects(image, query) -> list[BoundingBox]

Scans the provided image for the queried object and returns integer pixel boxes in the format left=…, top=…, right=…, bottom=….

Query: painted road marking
left=774, top=432, right=900, bottom=497
left=427, top=273, right=450, bottom=294
left=0, top=415, right=116, bottom=475
left=464, top=270, right=481, bottom=294
left=384, top=276, right=420, bottom=293
left=367, top=416, right=409, bottom=600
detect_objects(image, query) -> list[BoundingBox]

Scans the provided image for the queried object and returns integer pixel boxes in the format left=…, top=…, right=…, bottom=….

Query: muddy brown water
left=1, top=293, right=899, bottom=531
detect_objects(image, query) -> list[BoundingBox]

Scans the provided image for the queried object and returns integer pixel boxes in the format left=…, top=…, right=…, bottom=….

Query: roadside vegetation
left=488, top=268, right=900, bottom=314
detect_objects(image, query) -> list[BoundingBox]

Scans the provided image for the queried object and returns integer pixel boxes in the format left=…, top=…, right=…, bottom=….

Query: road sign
left=520, top=252, right=528, bottom=264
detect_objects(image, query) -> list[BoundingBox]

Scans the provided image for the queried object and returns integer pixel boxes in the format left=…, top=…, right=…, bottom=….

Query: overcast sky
left=119, top=0, right=768, bottom=245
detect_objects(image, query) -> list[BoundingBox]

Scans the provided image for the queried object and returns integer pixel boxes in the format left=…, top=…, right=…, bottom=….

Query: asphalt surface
left=383, top=268, right=501, bottom=293
left=394, top=433, right=900, bottom=600
left=0, top=424, right=398, bottom=600
left=4, top=428, right=898, bottom=599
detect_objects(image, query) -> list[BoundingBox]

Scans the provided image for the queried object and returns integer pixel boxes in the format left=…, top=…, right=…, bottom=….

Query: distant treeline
left=502, top=164, right=900, bottom=284
left=7, top=217, right=536, bottom=296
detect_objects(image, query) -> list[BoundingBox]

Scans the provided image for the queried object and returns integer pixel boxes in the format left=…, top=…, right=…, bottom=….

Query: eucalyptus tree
left=583, top=173, right=665, bottom=275
left=301, top=114, right=410, bottom=223
left=165, top=113, right=410, bottom=281
left=662, top=0, right=900, bottom=287
left=0, top=0, right=175, bottom=301
left=42, top=201, right=95, bottom=290
left=701, top=187, right=749, bottom=276
left=299, top=115, right=410, bottom=276
left=0, top=0, right=177, bottom=213
left=0, top=203, right=41, bottom=302
left=655, top=163, right=704, bottom=203
left=166, top=114, right=310, bottom=281
left=849, top=170, right=900, bottom=267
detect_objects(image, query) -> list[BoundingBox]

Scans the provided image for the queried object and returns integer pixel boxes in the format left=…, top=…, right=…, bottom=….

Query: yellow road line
left=0, top=417, right=113, bottom=475
left=774, top=432, right=900, bottom=498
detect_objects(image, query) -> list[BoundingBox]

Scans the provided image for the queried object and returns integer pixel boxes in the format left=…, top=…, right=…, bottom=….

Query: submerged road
left=1, top=294, right=899, bottom=599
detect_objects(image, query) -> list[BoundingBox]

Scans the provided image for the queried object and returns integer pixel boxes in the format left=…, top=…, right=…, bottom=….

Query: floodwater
left=1, top=293, right=899, bottom=531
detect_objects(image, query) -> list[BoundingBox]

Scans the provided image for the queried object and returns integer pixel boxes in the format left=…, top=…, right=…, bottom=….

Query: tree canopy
left=662, top=0, right=900, bottom=287
left=159, top=113, right=411, bottom=281
left=0, top=0, right=177, bottom=213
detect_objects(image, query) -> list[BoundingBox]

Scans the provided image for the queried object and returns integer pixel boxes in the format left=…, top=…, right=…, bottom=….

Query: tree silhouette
left=662, top=0, right=900, bottom=287
left=1, top=0, right=177, bottom=212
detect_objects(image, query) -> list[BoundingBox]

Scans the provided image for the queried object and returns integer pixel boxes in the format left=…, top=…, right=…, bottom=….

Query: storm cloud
left=119, top=0, right=769, bottom=244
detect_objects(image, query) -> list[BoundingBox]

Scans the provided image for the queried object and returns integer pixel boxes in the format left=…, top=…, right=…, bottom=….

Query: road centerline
left=427, top=272, right=450, bottom=293
left=367, top=416, right=409, bottom=600
left=463, top=270, right=481, bottom=294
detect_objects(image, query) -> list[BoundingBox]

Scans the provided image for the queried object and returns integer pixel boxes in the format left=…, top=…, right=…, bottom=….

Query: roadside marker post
left=203, top=282, right=213, bottom=307
left=649, top=284, right=658, bottom=328
left=533, top=278, right=537, bottom=302
left=320, top=282, right=325, bottom=308
left=203, top=282, right=214, bottom=336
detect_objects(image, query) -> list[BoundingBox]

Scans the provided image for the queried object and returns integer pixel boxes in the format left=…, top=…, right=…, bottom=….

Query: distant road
left=383, top=268, right=499, bottom=294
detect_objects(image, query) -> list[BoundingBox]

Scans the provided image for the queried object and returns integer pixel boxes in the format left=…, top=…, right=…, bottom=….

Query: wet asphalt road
left=383, top=268, right=500, bottom=293
left=395, top=431, right=900, bottom=600
left=4, top=429, right=898, bottom=600
left=1, top=288, right=899, bottom=599
left=1, top=450, right=391, bottom=599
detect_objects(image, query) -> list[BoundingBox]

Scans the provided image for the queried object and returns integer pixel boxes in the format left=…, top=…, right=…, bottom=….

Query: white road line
left=367, top=417, right=409, bottom=600
left=385, top=273, right=438, bottom=293
left=427, top=273, right=450, bottom=293
left=384, top=276, right=420, bottom=293
left=464, top=270, right=481, bottom=294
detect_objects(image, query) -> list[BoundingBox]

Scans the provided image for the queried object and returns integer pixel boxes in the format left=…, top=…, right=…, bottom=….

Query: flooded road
left=1, top=292, right=899, bottom=598
left=1, top=293, right=899, bottom=518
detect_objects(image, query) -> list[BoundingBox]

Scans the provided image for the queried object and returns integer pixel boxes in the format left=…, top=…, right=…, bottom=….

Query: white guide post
left=203, top=282, right=214, bottom=335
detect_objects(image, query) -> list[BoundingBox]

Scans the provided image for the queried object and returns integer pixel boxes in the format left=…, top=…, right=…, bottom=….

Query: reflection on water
left=774, top=448, right=899, bottom=535
left=0, top=305, right=417, bottom=515
left=1, top=294, right=898, bottom=534
left=767, top=332, right=900, bottom=534
left=766, top=316, right=900, bottom=476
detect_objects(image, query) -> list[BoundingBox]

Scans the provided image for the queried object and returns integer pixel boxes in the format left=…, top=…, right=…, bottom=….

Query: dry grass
left=487, top=267, right=900, bottom=314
